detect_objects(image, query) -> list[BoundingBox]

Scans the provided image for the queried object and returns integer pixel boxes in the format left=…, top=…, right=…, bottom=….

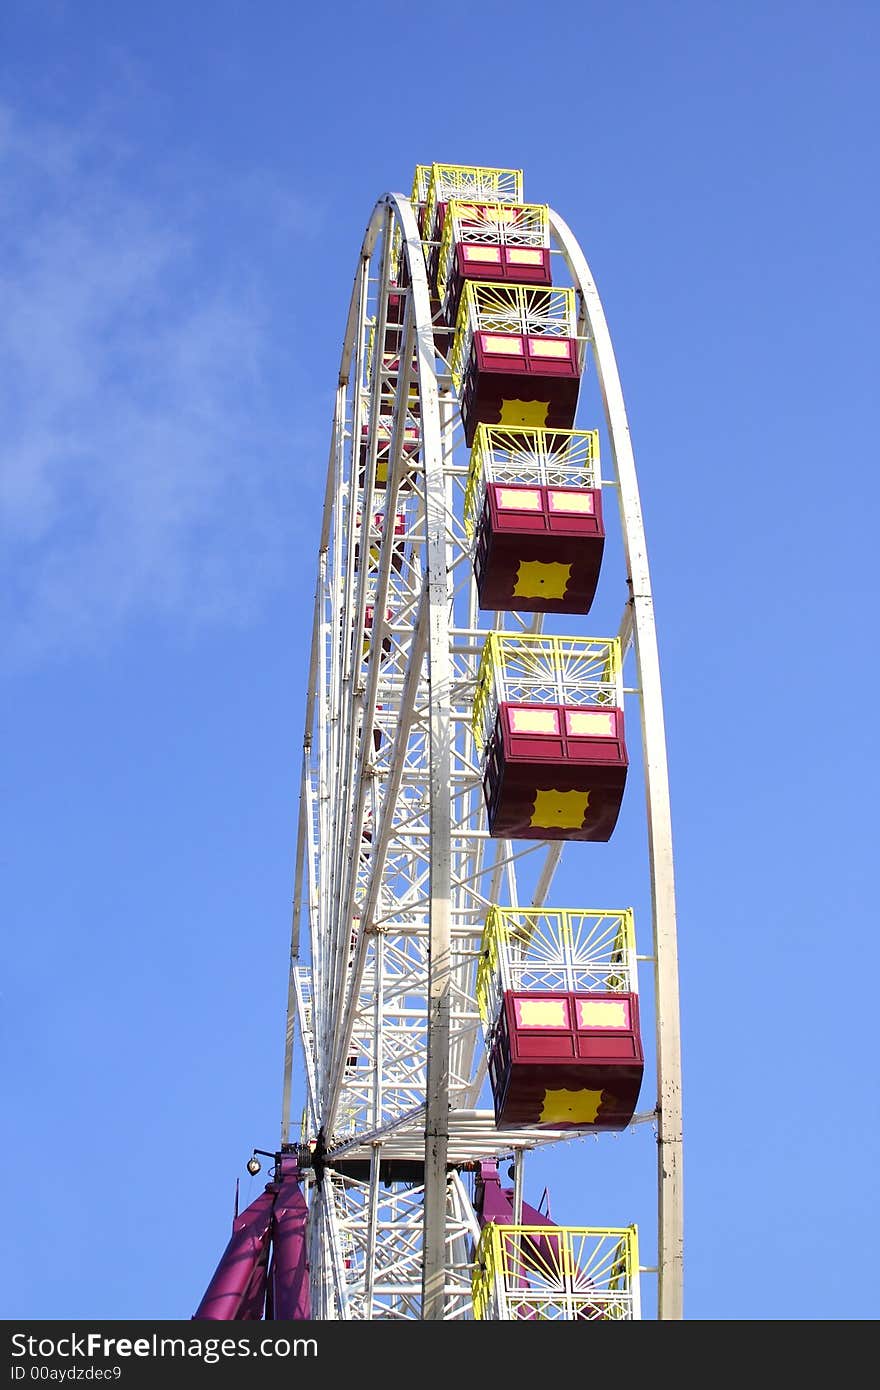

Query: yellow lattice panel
left=422, top=163, right=524, bottom=241
left=463, top=424, right=600, bottom=539
left=472, top=1224, right=640, bottom=1320
left=475, top=905, right=637, bottom=1022
left=450, top=282, right=578, bottom=389
left=436, top=199, right=549, bottom=299
left=472, top=632, right=623, bottom=749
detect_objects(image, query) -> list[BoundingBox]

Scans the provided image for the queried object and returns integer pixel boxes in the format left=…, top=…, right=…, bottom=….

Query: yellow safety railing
left=475, top=903, right=508, bottom=1023
left=365, top=318, right=383, bottom=384
left=422, top=164, right=524, bottom=241
left=463, top=424, right=600, bottom=539
left=436, top=198, right=549, bottom=300
left=471, top=632, right=623, bottom=750
left=387, top=164, right=433, bottom=280
left=472, top=1224, right=640, bottom=1321
left=410, top=163, right=432, bottom=210
left=450, top=282, right=578, bottom=389
left=476, top=906, right=638, bottom=1023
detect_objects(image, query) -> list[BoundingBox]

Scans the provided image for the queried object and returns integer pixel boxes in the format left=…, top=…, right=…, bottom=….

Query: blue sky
left=2, top=0, right=878, bottom=1321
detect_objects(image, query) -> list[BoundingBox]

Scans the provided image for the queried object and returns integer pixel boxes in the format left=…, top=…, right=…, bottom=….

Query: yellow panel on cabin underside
left=529, top=788, right=590, bottom=829
left=539, top=1088, right=604, bottom=1124
left=513, top=560, right=572, bottom=601
left=497, top=399, right=550, bottom=428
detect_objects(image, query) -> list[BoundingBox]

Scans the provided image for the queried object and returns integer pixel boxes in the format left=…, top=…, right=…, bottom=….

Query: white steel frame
left=281, top=188, right=683, bottom=1320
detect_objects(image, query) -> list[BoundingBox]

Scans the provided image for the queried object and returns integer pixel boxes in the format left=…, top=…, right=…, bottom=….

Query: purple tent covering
left=193, top=1158, right=311, bottom=1321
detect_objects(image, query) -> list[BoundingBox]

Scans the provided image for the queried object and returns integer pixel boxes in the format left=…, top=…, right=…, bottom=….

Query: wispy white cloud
left=0, top=103, right=316, bottom=665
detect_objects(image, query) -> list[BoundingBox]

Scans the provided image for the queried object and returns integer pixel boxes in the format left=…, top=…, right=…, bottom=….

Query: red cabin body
left=364, top=604, right=393, bottom=658
left=442, top=239, right=552, bottom=329
left=354, top=510, right=406, bottom=574
left=358, top=422, right=421, bottom=489
left=488, top=990, right=643, bottom=1130
left=421, top=199, right=449, bottom=285
left=376, top=350, right=420, bottom=416
left=482, top=701, right=627, bottom=841
left=459, top=331, right=580, bottom=447
left=473, top=481, right=604, bottom=613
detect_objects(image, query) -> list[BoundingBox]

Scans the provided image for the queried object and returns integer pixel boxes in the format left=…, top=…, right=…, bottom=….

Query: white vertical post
left=385, top=194, right=452, bottom=1320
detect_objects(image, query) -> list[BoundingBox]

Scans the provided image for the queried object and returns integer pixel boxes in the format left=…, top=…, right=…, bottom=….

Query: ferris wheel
left=195, top=163, right=683, bottom=1322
